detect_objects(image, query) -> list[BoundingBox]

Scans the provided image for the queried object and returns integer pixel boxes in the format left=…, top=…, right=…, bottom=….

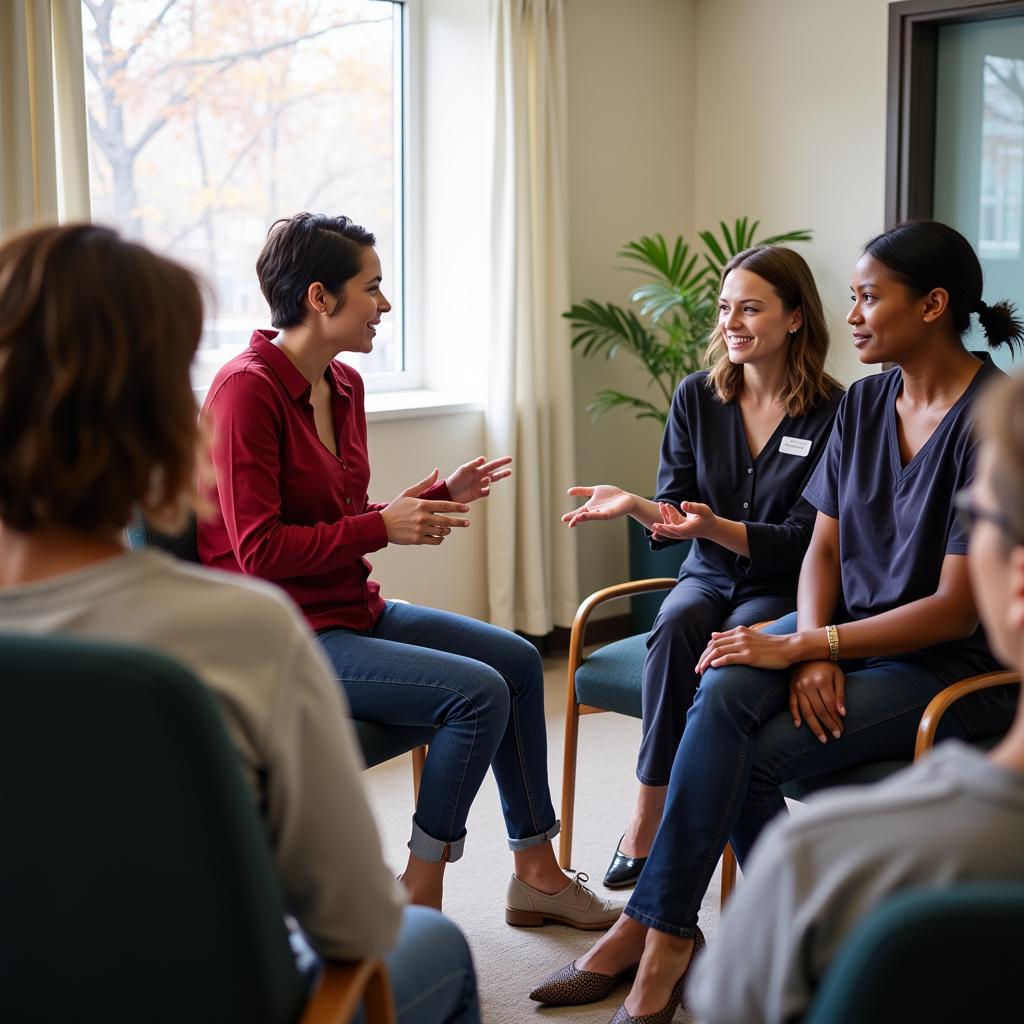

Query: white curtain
left=486, top=0, right=578, bottom=635
left=0, top=0, right=90, bottom=234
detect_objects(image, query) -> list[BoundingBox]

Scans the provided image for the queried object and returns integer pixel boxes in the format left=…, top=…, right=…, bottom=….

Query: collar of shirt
left=248, top=329, right=355, bottom=405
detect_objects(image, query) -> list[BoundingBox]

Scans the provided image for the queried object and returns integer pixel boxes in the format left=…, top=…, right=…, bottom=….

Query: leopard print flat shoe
left=528, top=959, right=638, bottom=1006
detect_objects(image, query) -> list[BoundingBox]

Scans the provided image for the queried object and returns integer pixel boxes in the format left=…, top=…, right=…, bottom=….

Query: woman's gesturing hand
left=445, top=455, right=513, bottom=504
left=650, top=501, right=718, bottom=541
left=562, top=484, right=637, bottom=527
left=789, top=661, right=846, bottom=743
left=695, top=625, right=796, bottom=674
left=381, top=469, right=471, bottom=545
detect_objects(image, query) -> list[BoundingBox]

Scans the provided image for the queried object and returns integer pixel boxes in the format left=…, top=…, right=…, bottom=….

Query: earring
left=789, top=327, right=798, bottom=334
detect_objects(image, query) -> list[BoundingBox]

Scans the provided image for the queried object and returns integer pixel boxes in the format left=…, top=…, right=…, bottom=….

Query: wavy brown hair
left=0, top=224, right=204, bottom=533
left=705, top=245, right=839, bottom=416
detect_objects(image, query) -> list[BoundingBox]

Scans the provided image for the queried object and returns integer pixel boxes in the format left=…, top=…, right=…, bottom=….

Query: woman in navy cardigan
left=564, top=245, right=842, bottom=889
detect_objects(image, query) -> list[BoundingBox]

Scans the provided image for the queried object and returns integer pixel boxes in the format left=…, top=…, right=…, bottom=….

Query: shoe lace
left=572, top=871, right=595, bottom=906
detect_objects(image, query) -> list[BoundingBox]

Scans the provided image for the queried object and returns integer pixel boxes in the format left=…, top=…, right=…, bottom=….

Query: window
left=81, top=0, right=407, bottom=391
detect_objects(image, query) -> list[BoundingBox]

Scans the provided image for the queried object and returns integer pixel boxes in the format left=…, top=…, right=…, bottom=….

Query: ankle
left=514, top=866, right=569, bottom=895
left=620, top=819, right=657, bottom=858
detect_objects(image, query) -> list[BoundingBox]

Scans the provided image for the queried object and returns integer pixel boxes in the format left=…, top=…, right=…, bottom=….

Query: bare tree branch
left=123, top=0, right=180, bottom=66
left=148, top=15, right=390, bottom=75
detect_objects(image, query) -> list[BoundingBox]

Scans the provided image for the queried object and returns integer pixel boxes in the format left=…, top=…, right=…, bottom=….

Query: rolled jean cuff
left=624, top=903, right=699, bottom=938
left=507, top=818, right=560, bottom=852
left=408, top=817, right=467, bottom=864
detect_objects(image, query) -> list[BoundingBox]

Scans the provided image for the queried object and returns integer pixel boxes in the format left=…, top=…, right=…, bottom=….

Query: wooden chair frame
left=301, top=957, right=396, bottom=1024
left=559, top=577, right=677, bottom=869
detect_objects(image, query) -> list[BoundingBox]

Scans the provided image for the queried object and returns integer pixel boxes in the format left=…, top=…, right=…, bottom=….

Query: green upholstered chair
left=125, top=514, right=434, bottom=789
left=804, top=883, right=1024, bottom=1023
left=559, top=577, right=1020, bottom=907
left=0, top=633, right=394, bottom=1023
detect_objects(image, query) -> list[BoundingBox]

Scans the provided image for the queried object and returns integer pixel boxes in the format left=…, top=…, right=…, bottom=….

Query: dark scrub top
left=652, top=371, right=844, bottom=603
left=803, top=356, right=1015, bottom=733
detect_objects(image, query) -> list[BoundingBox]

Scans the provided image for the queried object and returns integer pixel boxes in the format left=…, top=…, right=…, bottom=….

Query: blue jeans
left=318, top=601, right=558, bottom=863
left=626, top=613, right=980, bottom=937
left=638, top=580, right=794, bottom=785
left=294, top=907, right=480, bottom=1024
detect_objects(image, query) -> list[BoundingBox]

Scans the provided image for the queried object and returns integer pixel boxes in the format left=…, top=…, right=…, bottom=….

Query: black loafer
left=603, top=835, right=647, bottom=889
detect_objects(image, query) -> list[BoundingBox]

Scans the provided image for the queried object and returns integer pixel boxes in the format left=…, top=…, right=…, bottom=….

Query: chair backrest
left=0, top=633, right=309, bottom=1024
left=804, top=883, right=1024, bottom=1023
left=126, top=511, right=201, bottom=562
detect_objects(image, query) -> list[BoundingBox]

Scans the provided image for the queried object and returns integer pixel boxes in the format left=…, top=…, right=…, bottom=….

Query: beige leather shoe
left=505, top=872, right=625, bottom=930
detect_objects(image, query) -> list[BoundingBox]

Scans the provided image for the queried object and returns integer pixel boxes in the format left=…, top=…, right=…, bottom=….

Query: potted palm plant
left=565, top=217, right=813, bottom=630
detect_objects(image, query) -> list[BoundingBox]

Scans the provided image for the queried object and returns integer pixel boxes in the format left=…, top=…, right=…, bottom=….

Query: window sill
left=191, top=385, right=483, bottom=422
left=364, top=390, right=483, bottom=423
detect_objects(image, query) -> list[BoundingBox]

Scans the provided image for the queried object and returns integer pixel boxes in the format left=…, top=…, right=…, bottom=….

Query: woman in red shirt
left=199, top=212, right=621, bottom=925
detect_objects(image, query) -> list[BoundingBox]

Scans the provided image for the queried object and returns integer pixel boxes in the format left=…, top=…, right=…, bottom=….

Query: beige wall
left=692, top=0, right=891, bottom=385
left=365, top=410, right=489, bottom=617
left=371, top=0, right=894, bottom=621
left=565, top=0, right=698, bottom=608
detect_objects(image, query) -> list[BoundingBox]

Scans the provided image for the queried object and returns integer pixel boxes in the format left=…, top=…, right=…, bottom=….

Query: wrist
left=788, top=629, right=830, bottom=663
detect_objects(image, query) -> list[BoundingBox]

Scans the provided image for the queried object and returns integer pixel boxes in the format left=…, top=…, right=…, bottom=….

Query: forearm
left=629, top=495, right=664, bottom=530
left=796, top=544, right=841, bottom=633
left=787, top=594, right=978, bottom=662
left=702, top=517, right=750, bottom=558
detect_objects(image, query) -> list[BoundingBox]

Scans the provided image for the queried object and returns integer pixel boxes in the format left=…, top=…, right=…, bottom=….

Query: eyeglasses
left=953, top=490, right=1018, bottom=541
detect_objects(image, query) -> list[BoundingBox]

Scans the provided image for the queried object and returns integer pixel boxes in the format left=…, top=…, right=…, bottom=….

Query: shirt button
left=345, top=496, right=352, bottom=504
left=743, top=501, right=749, bottom=509
left=746, top=468, right=753, bottom=475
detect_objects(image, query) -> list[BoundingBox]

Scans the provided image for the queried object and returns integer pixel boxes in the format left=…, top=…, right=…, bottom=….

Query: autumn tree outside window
left=82, top=0, right=406, bottom=391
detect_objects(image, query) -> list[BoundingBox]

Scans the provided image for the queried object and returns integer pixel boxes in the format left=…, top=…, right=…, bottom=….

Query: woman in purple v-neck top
left=532, top=222, right=1022, bottom=1024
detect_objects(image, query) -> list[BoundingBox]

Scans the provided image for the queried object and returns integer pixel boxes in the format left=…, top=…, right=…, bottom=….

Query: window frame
left=886, top=0, right=1024, bottom=224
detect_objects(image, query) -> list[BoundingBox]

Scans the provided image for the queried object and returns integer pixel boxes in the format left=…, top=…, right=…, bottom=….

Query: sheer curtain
left=0, top=0, right=90, bottom=233
left=486, top=0, right=578, bottom=635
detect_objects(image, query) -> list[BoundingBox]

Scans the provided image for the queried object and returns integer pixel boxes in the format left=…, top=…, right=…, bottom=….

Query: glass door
left=934, top=15, right=1024, bottom=369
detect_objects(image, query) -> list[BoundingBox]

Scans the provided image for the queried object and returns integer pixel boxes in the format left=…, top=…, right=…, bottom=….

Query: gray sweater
left=0, top=549, right=405, bottom=960
left=689, top=742, right=1024, bottom=1023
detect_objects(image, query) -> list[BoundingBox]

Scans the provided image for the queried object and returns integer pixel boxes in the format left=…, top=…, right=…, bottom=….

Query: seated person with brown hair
left=0, top=223, right=479, bottom=1024
left=687, top=369, right=1024, bottom=1024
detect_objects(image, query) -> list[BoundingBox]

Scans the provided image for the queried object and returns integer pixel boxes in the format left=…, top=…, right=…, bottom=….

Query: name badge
left=779, top=436, right=812, bottom=457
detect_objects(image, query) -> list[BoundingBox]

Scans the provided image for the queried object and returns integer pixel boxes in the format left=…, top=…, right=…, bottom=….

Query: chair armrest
left=914, top=671, right=1020, bottom=760
left=567, top=578, right=677, bottom=677
left=300, top=958, right=395, bottom=1024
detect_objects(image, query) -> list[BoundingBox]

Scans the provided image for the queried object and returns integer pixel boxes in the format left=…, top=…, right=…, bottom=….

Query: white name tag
left=779, top=436, right=812, bottom=457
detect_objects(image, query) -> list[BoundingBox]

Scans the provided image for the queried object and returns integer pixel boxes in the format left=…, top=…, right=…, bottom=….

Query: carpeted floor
left=362, top=652, right=725, bottom=1024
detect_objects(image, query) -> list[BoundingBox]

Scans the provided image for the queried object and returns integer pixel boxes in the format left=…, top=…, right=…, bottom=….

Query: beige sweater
left=0, top=549, right=404, bottom=960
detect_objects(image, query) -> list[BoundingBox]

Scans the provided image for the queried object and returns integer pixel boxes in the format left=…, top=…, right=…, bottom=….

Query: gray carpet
left=362, top=653, right=725, bottom=1023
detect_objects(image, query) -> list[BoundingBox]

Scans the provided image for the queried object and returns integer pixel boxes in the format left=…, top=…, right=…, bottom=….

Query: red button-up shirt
left=198, top=330, right=449, bottom=631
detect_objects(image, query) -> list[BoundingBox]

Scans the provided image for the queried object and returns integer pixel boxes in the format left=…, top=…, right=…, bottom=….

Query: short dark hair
left=256, top=212, right=376, bottom=328
left=864, top=220, right=1024, bottom=355
left=0, top=224, right=204, bottom=533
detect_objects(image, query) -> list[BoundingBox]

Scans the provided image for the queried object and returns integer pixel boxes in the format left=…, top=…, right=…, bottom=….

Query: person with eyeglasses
left=529, top=220, right=1020, bottom=1024
left=686, top=369, right=1024, bottom=1024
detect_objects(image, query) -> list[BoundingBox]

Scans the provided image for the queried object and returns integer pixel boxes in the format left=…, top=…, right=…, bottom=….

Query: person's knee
left=455, top=664, right=511, bottom=735
left=695, top=663, right=767, bottom=717
left=398, top=905, right=473, bottom=968
left=650, top=598, right=713, bottom=655
left=490, top=629, right=544, bottom=692
left=380, top=907, right=479, bottom=1024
